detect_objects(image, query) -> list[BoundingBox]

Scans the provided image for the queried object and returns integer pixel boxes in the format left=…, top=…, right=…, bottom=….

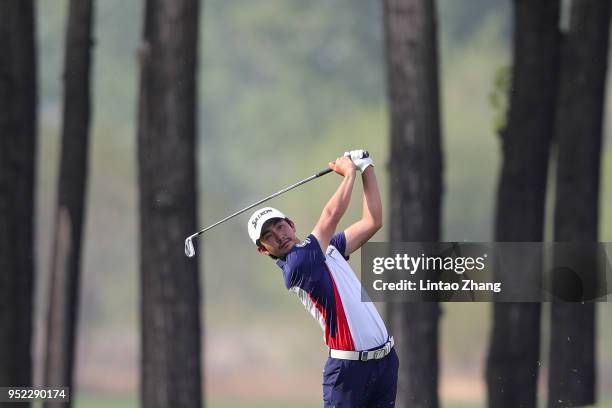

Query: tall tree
left=0, top=1, right=37, bottom=405
left=137, top=1, right=202, bottom=407
left=43, top=1, right=94, bottom=407
left=548, top=1, right=611, bottom=406
left=384, top=0, right=443, bottom=406
left=486, top=1, right=560, bottom=407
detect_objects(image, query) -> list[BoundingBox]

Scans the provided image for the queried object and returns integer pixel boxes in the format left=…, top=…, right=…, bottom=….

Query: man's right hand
left=329, top=156, right=357, bottom=177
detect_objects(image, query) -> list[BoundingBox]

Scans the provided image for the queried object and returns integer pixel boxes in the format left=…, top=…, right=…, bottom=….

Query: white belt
left=329, top=337, right=394, bottom=362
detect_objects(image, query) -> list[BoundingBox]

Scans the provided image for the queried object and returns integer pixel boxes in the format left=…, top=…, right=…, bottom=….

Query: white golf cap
left=247, top=207, right=287, bottom=245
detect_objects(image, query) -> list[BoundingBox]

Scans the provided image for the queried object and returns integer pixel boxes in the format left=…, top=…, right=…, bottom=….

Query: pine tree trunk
left=43, top=2, right=94, bottom=407
left=486, top=1, right=560, bottom=407
left=0, top=1, right=37, bottom=406
left=548, top=1, right=610, bottom=406
left=137, top=0, right=202, bottom=407
left=384, top=0, right=443, bottom=406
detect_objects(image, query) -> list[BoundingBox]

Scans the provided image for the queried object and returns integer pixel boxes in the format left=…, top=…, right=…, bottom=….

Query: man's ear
left=257, top=245, right=269, bottom=255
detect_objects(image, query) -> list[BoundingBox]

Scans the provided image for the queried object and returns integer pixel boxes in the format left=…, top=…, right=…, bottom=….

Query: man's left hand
left=344, top=149, right=374, bottom=173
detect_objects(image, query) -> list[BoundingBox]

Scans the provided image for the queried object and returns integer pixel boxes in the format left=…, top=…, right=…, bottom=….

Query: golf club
left=184, top=168, right=332, bottom=258
left=184, top=151, right=368, bottom=257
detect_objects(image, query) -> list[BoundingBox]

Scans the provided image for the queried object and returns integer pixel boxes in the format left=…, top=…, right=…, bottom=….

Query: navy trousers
left=322, top=348, right=399, bottom=407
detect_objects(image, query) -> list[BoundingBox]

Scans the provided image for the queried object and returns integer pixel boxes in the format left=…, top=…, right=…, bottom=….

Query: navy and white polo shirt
left=276, top=232, right=388, bottom=351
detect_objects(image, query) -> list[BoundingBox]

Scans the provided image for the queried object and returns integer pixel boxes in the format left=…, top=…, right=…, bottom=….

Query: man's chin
left=276, top=242, right=295, bottom=257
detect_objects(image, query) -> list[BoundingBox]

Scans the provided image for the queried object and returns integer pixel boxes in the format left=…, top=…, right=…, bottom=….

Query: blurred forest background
left=30, top=0, right=612, bottom=406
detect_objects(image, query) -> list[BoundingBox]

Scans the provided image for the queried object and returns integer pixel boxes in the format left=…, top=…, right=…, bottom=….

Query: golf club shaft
left=191, top=167, right=333, bottom=238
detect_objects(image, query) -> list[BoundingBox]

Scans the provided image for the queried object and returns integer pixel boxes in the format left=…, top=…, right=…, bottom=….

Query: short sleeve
left=282, top=234, right=326, bottom=289
left=330, top=231, right=349, bottom=260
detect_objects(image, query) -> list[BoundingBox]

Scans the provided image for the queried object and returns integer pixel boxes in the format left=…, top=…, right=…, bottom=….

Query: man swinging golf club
left=248, top=150, right=398, bottom=407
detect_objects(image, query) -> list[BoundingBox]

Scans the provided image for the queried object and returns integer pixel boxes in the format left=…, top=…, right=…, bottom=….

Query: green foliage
left=488, top=65, right=511, bottom=134
left=438, top=0, right=510, bottom=48
left=198, top=0, right=385, bottom=196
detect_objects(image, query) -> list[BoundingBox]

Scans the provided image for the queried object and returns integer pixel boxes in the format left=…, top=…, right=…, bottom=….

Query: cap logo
left=251, top=208, right=272, bottom=229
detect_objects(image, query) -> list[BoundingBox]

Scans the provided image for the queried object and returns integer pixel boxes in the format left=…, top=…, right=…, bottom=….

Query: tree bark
left=486, top=1, right=560, bottom=407
left=43, top=2, right=94, bottom=407
left=548, top=1, right=610, bottom=406
left=137, top=0, right=202, bottom=407
left=0, top=1, right=37, bottom=404
left=384, top=0, right=443, bottom=406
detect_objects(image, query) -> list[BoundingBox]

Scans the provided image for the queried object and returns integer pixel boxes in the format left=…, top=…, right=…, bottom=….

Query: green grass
left=71, top=394, right=137, bottom=408
left=65, top=394, right=612, bottom=408
left=208, top=402, right=318, bottom=408
left=70, top=396, right=320, bottom=408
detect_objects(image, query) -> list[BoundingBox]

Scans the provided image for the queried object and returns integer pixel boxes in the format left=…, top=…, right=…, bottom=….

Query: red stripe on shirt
left=325, top=264, right=355, bottom=351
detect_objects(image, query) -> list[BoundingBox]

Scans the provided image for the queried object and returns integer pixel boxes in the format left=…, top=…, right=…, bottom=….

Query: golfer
left=247, top=150, right=398, bottom=407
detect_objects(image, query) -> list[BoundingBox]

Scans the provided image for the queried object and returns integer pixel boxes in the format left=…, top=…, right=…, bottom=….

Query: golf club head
left=185, top=236, right=196, bottom=257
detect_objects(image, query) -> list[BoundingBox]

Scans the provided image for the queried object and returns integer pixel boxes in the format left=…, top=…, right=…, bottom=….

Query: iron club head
left=185, top=234, right=196, bottom=257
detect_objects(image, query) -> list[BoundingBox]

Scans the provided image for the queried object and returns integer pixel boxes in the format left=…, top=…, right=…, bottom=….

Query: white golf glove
left=344, top=149, right=373, bottom=173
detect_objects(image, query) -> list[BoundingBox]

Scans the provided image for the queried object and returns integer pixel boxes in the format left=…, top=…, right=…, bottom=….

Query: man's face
left=257, top=218, right=299, bottom=258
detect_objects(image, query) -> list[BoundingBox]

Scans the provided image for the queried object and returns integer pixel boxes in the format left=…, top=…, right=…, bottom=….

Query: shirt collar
left=275, top=241, right=300, bottom=268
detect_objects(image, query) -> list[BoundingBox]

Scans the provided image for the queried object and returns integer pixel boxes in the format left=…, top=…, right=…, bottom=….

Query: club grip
left=316, top=168, right=333, bottom=177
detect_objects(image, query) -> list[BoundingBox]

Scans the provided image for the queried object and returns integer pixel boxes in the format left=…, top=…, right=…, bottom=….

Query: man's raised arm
left=311, top=156, right=357, bottom=252
left=344, top=152, right=382, bottom=256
